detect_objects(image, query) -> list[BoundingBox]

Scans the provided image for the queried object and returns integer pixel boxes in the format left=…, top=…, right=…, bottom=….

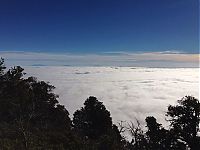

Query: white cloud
left=1, top=51, right=199, bottom=138
left=24, top=67, right=199, bottom=128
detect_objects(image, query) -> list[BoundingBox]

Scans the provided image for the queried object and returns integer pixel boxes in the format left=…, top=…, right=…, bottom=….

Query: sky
left=0, top=0, right=199, bottom=67
left=0, top=0, right=198, bottom=53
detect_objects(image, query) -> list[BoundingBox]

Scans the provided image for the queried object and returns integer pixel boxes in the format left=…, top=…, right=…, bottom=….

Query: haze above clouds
left=0, top=51, right=199, bottom=68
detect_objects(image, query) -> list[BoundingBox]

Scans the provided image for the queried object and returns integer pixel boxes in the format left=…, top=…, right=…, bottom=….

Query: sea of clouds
left=24, top=66, right=199, bottom=128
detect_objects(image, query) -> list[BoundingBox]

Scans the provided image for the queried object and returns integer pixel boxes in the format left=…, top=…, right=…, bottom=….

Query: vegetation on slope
left=0, top=58, right=199, bottom=150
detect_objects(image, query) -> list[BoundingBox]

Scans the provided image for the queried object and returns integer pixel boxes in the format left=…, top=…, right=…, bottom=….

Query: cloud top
left=24, top=67, right=199, bottom=127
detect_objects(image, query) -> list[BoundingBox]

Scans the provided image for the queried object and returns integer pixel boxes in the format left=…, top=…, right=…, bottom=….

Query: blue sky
left=0, top=0, right=198, bottom=54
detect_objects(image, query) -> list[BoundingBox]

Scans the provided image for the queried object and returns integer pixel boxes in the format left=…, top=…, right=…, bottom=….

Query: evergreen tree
left=0, top=61, right=77, bottom=149
left=167, top=96, right=200, bottom=150
left=73, top=96, right=124, bottom=150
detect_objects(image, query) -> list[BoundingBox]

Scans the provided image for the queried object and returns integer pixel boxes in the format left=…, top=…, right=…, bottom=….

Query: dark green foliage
left=73, top=96, right=112, bottom=138
left=0, top=58, right=6, bottom=76
left=145, top=116, right=185, bottom=150
left=167, top=96, right=200, bottom=150
left=145, top=116, right=164, bottom=149
left=73, top=96, right=125, bottom=150
left=0, top=63, right=77, bottom=149
left=0, top=59, right=199, bottom=149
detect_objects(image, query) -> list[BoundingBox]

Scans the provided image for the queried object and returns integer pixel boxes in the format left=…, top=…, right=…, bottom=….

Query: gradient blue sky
left=0, top=0, right=198, bottom=54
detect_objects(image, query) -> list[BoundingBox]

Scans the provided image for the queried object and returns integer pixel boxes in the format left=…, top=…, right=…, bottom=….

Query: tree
left=73, top=96, right=113, bottom=139
left=0, top=61, right=76, bottom=149
left=73, top=96, right=124, bottom=150
left=166, top=96, right=200, bottom=150
left=145, top=116, right=164, bottom=150
left=0, top=58, right=6, bottom=76
left=127, top=120, right=147, bottom=150
left=145, top=116, right=183, bottom=150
